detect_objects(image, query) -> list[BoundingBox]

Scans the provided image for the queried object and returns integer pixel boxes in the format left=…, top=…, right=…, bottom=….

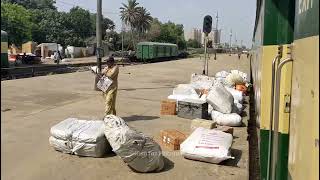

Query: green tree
left=187, top=39, right=201, bottom=48
left=2, top=0, right=56, bottom=10
left=30, top=9, right=70, bottom=46
left=148, top=21, right=187, bottom=49
left=1, top=2, right=33, bottom=45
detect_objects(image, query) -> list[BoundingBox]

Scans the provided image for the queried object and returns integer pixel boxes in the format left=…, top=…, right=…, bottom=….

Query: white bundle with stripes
left=180, top=127, right=234, bottom=164
left=49, top=118, right=110, bottom=157
left=104, top=115, right=164, bottom=173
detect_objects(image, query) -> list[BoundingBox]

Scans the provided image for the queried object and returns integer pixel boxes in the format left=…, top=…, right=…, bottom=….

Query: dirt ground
left=1, top=54, right=251, bottom=180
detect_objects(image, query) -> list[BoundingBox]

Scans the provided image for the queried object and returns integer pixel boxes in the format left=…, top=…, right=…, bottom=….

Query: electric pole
left=229, top=29, right=232, bottom=55
left=94, top=0, right=102, bottom=90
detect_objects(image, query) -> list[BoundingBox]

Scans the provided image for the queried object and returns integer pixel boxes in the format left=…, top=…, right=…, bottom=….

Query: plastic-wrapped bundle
left=225, top=87, right=244, bottom=103
left=215, top=71, right=230, bottom=78
left=180, top=127, right=234, bottom=164
left=206, top=82, right=234, bottom=114
left=168, top=84, right=200, bottom=101
left=211, top=110, right=242, bottom=126
left=232, top=101, right=244, bottom=114
left=225, top=73, right=245, bottom=87
left=230, top=70, right=248, bottom=82
left=104, top=115, right=164, bottom=172
left=49, top=118, right=110, bottom=157
left=190, top=73, right=215, bottom=90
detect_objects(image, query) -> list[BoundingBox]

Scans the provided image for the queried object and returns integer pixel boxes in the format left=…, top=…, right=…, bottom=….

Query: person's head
left=106, top=56, right=115, bottom=66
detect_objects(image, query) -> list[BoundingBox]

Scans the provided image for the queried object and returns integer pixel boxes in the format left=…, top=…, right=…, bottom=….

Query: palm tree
left=120, top=0, right=140, bottom=49
left=136, top=7, right=152, bottom=37
left=120, top=0, right=152, bottom=48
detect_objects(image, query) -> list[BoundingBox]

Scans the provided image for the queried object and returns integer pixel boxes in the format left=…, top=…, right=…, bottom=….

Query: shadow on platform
left=122, top=115, right=160, bottom=122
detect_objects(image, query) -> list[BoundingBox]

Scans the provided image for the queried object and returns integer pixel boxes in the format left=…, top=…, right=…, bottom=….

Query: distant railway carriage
left=136, top=42, right=178, bottom=61
left=251, top=0, right=318, bottom=180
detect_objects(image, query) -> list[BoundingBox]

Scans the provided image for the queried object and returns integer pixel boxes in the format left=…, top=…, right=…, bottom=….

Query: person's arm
left=105, top=66, right=119, bottom=80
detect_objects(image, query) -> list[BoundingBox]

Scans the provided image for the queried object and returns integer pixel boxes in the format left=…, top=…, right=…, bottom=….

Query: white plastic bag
left=180, top=127, right=234, bottom=164
left=225, top=73, right=244, bottom=86
left=230, top=70, right=248, bottom=82
left=49, top=118, right=110, bottom=157
left=215, top=71, right=230, bottom=78
left=211, top=110, right=242, bottom=126
left=225, top=87, right=244, bottom=103
left=206, top=83, right=234, bottom=113
left=97, top=75, right=113, bottom=92
left=190, top=73, right=215, bottom=89
left=104, top=115, right=164, bottom=172
left=232, top=101, right=244, bottom=114
left=169, top=84, right=200, bottom=101
left=49, top=136, right=108, bottom=157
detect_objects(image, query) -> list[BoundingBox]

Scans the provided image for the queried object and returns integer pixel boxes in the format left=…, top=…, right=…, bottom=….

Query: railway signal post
left=202, top=15, right=212, bottom=75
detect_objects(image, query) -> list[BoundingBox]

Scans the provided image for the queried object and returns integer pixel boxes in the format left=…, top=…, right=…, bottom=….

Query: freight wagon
left=136, top=42, right=178, bottom=62
left=250, top=0, right=318, bottom=180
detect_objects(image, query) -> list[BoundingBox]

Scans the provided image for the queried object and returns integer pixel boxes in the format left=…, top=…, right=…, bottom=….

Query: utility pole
left=229, top=29, right=232, bottom=55
left=94, top=0, right=102, bottom=90
left=214, top=12, right=219, bottom=60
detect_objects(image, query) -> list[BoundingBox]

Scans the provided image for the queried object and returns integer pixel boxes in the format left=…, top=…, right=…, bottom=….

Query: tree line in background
left=1, top=0, right=188, bottom=51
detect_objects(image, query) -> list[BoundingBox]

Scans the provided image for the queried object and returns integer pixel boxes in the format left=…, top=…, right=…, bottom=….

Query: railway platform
left=1, top=54, right=253, bottom=180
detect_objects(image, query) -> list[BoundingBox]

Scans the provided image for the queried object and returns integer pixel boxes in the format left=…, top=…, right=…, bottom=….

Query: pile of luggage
left=163, top=70, right=250, bottom=164
left=49, top=115, right=164, bottom=173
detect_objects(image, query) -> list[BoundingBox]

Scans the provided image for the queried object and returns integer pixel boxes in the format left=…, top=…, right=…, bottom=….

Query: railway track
left=1, top=61, right=135, bottom=81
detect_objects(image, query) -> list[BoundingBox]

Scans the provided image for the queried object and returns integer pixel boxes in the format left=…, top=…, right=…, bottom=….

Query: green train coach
left=1, top=30, right=9, bottom=68
left=136, top=42, right=178, bottom=61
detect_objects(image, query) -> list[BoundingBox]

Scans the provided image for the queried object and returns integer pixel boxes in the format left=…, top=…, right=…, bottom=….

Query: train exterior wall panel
left=288, top=0, right=319, bottom=179
left=252, top=0, right=295, bottom=179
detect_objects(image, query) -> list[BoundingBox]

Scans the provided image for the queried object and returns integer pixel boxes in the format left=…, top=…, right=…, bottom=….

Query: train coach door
left=142, top=45, right=149, bottom=60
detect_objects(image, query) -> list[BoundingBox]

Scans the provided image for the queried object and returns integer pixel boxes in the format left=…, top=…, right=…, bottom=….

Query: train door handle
left=270, top=44, right=293, bottom=180
left=266, top=45, right=283, bottom=180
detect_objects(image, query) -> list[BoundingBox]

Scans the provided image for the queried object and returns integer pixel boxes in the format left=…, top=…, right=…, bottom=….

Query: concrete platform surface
left=1, top=54, right=251, bottom=180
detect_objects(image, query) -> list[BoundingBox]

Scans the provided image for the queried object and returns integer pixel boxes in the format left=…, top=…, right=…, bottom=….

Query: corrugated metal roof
left=137, top=41, right=178, bottom=46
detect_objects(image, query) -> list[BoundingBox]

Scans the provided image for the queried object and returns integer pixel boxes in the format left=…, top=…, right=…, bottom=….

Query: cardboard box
left=160, top=99, right=176, bottom=115
left=160, top=129, right=186, bottom=150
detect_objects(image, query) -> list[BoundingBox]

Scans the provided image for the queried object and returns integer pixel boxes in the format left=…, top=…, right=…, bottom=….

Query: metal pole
left=266, top=54, right=281, bottom=180
left=94, top=0, right=102, bottom=90
left=203, top=35, right=207, bottom=75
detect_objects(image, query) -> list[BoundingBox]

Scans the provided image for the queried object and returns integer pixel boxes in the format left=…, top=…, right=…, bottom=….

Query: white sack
left=49, top=136, right=108, bottom=157
left=206, top=83, right=234, bottom=113
left=211, top=110, right=242, bottom=126
left=215, top=71, right=230, bottom=78
left=168, top=94, right=199, bottom=101
left=232, top=101, right=244, bottom=114
left=49, top=118, right=110, bottom=157
left=50, top=118, right=106, bottom=143
left=225, top=73, right=245, bottom=86
left=104, top=115, right=164, bottom=173
left=230, top=70, right=248, bottom=82
left=190, top=73, right=215, bottom=89
left=225, top=87, right=244, bottom=103
left=180, top=127, right=233, bottom=164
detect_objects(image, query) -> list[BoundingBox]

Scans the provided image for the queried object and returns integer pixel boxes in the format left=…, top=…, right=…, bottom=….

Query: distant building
left=185, top=28, right=202, bottom=44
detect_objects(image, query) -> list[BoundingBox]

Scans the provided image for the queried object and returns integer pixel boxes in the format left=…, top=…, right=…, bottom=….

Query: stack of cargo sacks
left=49, top=118, right=111, bottom=157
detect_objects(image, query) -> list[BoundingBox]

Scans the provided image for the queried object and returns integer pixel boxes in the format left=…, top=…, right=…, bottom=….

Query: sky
left=56, top=0, right=256, bottom=47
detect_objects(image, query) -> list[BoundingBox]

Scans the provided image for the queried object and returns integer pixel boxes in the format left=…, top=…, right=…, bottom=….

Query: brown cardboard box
left=160, top=129, right=186, bottom=150
left=160, top=99, right=176, bottom=115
